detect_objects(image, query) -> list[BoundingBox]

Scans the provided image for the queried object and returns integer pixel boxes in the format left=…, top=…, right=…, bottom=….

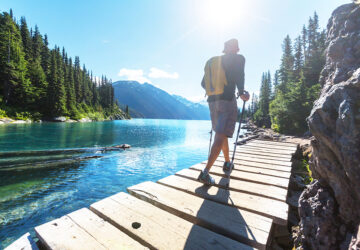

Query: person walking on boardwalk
left=198, top=38, right=250, bottom=185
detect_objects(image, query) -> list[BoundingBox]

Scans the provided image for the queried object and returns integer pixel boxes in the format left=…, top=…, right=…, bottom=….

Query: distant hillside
left=112, top=81, right=210, bottom=120
left=117, top=104, right=144, bottom=118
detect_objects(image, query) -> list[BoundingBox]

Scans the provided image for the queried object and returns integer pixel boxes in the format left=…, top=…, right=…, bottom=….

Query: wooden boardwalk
left=8, top=139, right=298, bottom=250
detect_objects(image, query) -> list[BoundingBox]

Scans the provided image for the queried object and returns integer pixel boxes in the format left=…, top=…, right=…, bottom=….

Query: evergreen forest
left=248, top=12, right=325, bottom=135
left=0, top=10, right=127, bottom=121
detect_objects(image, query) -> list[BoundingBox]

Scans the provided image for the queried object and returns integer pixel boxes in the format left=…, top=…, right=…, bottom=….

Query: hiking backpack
left=204, top=56, right=228, bottom=96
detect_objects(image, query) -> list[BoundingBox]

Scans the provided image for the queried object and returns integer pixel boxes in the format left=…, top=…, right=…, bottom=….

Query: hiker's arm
left=236, top=57, right=245, bottom=95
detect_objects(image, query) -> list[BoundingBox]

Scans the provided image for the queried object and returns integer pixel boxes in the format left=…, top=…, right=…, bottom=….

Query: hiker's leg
left=205, top=132, right=227, bottom=171
left=222, top=137, right=230, bottom=162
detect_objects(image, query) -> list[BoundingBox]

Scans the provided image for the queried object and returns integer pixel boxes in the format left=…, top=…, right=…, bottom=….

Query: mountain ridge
left=112, top=81, right=210, bottom=120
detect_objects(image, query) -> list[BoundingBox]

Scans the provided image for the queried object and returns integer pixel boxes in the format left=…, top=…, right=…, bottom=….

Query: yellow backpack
left=204, top=56, right=228, bottom=96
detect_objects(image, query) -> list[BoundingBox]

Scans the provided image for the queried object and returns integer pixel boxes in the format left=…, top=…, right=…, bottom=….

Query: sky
left=0, top=0, right=350, bottom=104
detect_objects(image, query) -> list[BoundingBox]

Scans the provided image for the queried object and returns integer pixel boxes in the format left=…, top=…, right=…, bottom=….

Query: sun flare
left=201, top=0, right=248, bottom=29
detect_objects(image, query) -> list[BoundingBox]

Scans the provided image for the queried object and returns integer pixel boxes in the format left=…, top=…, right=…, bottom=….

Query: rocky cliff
left=298, top=3, right=360, bottom=249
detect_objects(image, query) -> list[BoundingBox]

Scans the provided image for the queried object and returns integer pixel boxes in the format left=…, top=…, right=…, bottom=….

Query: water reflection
left=0, top=119, right=243, bottom=248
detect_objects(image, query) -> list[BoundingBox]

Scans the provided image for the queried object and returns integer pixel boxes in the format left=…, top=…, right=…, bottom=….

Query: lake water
left=0, top=119, right=244, bottom=248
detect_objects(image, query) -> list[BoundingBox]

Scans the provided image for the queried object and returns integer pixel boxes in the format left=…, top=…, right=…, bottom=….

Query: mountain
left=172, top=95, right=210, bottom=119
left=112, top=81, right=210, bottom=120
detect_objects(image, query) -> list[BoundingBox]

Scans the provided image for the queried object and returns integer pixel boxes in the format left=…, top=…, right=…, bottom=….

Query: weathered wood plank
left=176, top=168, right=288, bottom=201
left=201, top=161, right=291, bottom=178
left=232, top=151, right=292, bottom=162
left=210, top=158, right=292, bottom=174
left=4, top=232, right=39, bottom=250
left=224, top=154, right=293, bottom=166
left=253, top=140, right=298, bottom=147
left=128, top=181, right=272, bottom=249
left=67, top=208, right=147, bottom=249
left=245, top=142, right=298, bottom=151
left=190, top=164, right=290, bottom=188
left=157, top=175, right=289, bottom=225
left=231, top=149, right=293, bottom=159
left=239, top=145, right=295, bottom=155
left=91, top=192, right=252, bottom=250
left=35, top=214, right=106, bottom=250
left=244, top=142, right=297, bottom=153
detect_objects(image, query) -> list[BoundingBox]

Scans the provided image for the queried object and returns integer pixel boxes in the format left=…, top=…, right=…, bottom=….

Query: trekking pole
left=231, top=100, right=247, bottom=165
left=208, top=129, right=213, bottom=158
left=225, top=99, right=247, bottom=189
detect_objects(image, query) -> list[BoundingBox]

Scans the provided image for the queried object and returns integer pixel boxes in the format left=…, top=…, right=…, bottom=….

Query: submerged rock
left=301, top=2, right=360, bottom=249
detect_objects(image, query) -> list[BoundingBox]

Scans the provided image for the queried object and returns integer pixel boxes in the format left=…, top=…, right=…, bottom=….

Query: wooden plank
left=35, top=214, right=107, bottom=250
left=212, top=157, right=292, bottom=174
left=4, top=232, right=39, bottom=250
left=233, top=152, right=292, bottom=162
left=246, top=142, right=298, bottom=151
left=128, top=181, right=272, bottom=249
left=225, top=154, right=293, bottom=166
left=200, top=161, right=291, bottom=179
left=252, top=140, right=298, bottom=147
left=239, top=145, right=295, bottom=155
left=239, top=145, right=296, bottom=155
left=231, top=149, right=293, bottom=159
left=248, top=140, right=298, bottom=148
left=67, top=208, right=147, bottom=249
left=90, top=192, right=252, bottom=250
left=176, top=168, right=288, bottom=201
left=190, top=164, right=290, bottom=188
left=157, top=175, right=288, bottom=225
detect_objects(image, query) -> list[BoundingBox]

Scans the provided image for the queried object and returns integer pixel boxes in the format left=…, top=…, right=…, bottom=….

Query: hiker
left=198, top=38, right=250, bottom=185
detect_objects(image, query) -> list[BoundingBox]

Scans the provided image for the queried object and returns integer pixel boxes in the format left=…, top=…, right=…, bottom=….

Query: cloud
left=118, top=68, right=151, bottom=84
left=148, top=67, right=179, bottom=79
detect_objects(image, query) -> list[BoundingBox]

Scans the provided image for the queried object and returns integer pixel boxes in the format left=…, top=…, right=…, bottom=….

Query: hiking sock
left=203, top=168, right=209, bottom=175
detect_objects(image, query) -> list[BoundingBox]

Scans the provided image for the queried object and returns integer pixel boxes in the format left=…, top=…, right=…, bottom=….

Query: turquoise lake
left=0, top=119, right=244, bottom=248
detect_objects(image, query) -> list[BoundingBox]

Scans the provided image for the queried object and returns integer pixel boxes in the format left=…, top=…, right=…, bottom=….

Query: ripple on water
left=0, top=119, right=245, bottom=248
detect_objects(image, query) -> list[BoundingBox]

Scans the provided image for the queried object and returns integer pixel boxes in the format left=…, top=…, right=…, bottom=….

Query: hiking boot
left=197, top=171, right=215, bottom=186
left=223, top=161, right=234, bottom=174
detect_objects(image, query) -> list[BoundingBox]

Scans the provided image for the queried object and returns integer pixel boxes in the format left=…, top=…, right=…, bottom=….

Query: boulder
left=79, top=117, right=92, bottom=122
left=53, top=116, right=67, bottom=122
left=300, top=2, right=360, bottom=248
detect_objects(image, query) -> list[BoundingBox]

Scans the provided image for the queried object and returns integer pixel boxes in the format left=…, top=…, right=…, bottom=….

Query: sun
left=201, top=0, right=248, bottom=30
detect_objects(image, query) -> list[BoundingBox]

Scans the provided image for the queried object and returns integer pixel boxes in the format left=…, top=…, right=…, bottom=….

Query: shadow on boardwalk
left=183, top=176, right=257, bottom=249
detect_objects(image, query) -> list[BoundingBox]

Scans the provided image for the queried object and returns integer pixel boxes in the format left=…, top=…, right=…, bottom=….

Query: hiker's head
left=223, top=39, right=239, bottom=54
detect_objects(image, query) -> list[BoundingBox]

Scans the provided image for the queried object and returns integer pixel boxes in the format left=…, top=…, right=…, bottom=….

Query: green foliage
left=254, top=72, right=272, bottom=127
left=253, top=12, right=325, bottom=135
left=0, top=10, right=125, bottom=121
left=0, top=108, right=6, bottom=118
left=270, top=77, right=321, bottom=134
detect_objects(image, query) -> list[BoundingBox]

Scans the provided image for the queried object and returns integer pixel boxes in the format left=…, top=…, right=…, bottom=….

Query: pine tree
left=27, top=24, right=48, bottom=110
left=66, top=57, right=76, bottom=115
left=40, top=34, right=50, bottom=76
left=301, top=25, right=307, bottom=62
left=293, top=36, right=304, bottom=82
left=278, top=35, right=294, bottom=93
left=303, top=12, right=326, bottom=87
left=20, top=17, right=32, bottom=62
left=47, top=47, right=66, bottom=116
left=74, top=56, right=82, bottom=103
left=0, top=12, right=32, bottom=106
left=254, top=72, right=271, bottom=127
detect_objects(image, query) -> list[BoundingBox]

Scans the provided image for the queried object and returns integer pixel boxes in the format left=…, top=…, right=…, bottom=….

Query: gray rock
left=53, top=116, right=67, bottom=122
left=301, top=3, right=360, bottom=249
left=79, top=117, right=92, bottom=122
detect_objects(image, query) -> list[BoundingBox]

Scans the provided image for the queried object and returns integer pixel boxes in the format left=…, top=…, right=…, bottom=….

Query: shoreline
left=0, top=116, right=130, bottom=125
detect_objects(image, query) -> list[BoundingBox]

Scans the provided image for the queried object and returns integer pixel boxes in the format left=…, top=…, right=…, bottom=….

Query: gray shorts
left=209, top=98, right=238, bottom=138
